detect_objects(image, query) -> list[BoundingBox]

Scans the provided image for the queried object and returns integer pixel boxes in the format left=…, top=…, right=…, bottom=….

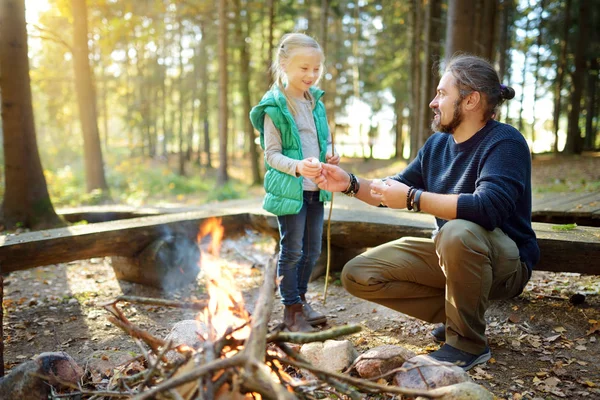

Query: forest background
left=0, top=0, right=599, bottom=230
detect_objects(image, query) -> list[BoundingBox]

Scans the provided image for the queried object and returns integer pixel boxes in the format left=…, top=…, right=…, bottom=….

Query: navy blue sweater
left=390, top=120, right=540, bottom=273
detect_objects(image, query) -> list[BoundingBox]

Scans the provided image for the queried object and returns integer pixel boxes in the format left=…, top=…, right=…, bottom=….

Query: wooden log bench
left=1, top=204, right=599, bottom=285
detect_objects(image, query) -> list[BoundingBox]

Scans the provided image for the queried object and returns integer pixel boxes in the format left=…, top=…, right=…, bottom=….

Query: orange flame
left=198, top=217, right=225, bottom=255
left=197, top=218, right=250, bottom=341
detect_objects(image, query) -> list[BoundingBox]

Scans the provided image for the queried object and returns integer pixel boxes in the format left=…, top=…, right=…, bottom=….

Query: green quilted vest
left=249, top=86, right=332, bottom=216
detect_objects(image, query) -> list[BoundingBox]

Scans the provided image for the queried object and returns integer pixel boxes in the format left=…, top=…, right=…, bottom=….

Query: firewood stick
left=132, top=355, right=243, bottom=400
left=270, top=354, right=445, bottom=398
left=242, top=256, right=277, bottom=361
left=101, top=295, right=208, bottom=310
left=267, top=323, right=362, bottom=344
left=240, top=256, right=298, bottom=400
left=275, top=342, right=362, bottom=400
left=107, top=316, right=166, bottom=358
left=138, top=340, right=174, bottom=392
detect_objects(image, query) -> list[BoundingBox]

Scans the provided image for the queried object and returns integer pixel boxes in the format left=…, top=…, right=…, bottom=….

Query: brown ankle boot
left=300, top=294, right=327, bottom=326
left=283, top=303, right=314, bottom=332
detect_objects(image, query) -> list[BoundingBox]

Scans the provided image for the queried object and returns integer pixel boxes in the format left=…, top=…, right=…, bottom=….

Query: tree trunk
left=0, top=0, right=63, bottom=230
left=518, top=9, right=531, bottom=135
left=497, top=0, right=514, bottom=120
left=394, top=98, right=405, bottom=159
left=71, top=0, right=109, bottom=195
left=177, top=16, right=186, bottom=176
left=197, top=24, right=212, bottom=168
left=552, top=0, right=570, bottom=153
left=584, top=58, right=598, bottom=150
left=234, top=0, right=262, bottom=185
left=419, top=0, right=442, bottom=149
left=445, top=0, right=475, bottom=58
left=479, top=0, right=498, bottom=61
left=409, top=0, right=422, bottom=160
left=265, top=0, right=275, bottom=91
left=564, top=0, right=589, bottom=155
left=217, top=0, right=229, bottom=185
left=531, top=0, right=545, bottom=155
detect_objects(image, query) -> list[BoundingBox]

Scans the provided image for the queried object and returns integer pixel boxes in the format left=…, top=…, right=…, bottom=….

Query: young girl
left=250, top=33, right=339, bottom=332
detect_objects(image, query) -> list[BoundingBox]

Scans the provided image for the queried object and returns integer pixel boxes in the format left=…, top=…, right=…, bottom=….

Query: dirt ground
left=2, top=155, right=600, bottom=399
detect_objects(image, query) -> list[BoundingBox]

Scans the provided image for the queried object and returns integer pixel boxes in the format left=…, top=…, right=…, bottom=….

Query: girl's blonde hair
left=272, top=33, right=324, bottom=115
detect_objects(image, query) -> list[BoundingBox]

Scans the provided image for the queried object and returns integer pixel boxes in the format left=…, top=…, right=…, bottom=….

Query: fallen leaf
left=554, top=326, right=567, bottom=333
left=545, top=334, right=562, bottom=342
left=508, top=313, right=521, bottom=323
left=586, top=321, right=600, bottom=336
left=544, top=376, right=561, bottom=387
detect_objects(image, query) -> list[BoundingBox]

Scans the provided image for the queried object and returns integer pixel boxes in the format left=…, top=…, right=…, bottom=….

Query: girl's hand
left=296, top=157, right=322, bottom=178
left=326, top=152, right=340, bottom=165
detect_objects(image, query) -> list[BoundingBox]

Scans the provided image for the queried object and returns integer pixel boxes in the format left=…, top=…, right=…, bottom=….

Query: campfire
left=30, top=217, right=487, bottom=399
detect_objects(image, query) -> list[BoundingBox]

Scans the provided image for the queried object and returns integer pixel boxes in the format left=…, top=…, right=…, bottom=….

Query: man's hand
left=296, top=157, right=322, bottom=179
left=315, top=163, right=351, bottom=192
left=369, top=179, right=410, bottom=209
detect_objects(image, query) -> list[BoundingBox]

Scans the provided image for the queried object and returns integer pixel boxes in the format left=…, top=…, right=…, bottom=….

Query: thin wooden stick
left=323, top=126, right=336, bottom=304
left=101, top=295, right=208, bottom=310
left=271, top=354, right=445, bottom=398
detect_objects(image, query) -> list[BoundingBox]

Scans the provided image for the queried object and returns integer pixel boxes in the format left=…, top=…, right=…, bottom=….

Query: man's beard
left=431, top=99, right=463, bottom=134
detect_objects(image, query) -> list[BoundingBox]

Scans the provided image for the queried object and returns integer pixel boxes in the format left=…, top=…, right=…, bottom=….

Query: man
left=315, top=54, right=540, bottom=370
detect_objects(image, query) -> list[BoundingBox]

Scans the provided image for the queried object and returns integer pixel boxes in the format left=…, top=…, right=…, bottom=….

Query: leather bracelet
left=406, top=186, right=415, bottom=210
left=413, top=190, right=423, bottom=212
left=342, top=173, right=360, bottom=197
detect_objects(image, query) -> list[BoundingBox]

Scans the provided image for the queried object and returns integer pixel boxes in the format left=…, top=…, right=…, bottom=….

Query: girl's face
left=282, top=48, right=323, bottom=98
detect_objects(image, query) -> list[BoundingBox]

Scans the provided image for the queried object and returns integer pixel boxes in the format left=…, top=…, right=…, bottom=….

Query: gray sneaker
left=430, top=323, right=446, bottom=343
left=428, top=344, right=491, bottom=371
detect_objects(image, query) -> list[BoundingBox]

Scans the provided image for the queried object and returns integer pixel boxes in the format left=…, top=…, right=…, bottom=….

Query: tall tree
left=217, top=0, right=229, bottom=185
left=445, top=0, right=475, bottom=57
left=409, top=0, right=422, bottom=160
left=531, top=0, right=546, bottom=153
left=551, top=0, right=570, bottom=152
left=71, top=0, right=109, bottom=195
left=564, top=0, right=589, bottom=155
left=517, top=4, right=532, bottom=135
left=0, top=0, right=63, bottom=230
left=233, top=0, right=262, bottom=185
left=419, top=0, right=442, bottom=149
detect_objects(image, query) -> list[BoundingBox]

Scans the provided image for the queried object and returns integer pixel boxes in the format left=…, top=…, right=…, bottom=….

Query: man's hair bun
left=500, top=85, right=515, bottom=100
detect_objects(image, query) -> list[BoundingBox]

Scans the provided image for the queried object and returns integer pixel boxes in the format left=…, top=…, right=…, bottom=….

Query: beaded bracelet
left=406, top=186, right=415, bottom=210
left=342, top=173, right=360, bottom=197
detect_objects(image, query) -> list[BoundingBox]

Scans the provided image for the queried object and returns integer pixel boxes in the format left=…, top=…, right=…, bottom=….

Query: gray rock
left=354, top=345, right=416, bottom=379
left=300, top=340, right=358, bottom=372
left=394, top=354, right=471, bottom=390
left=416, top=381, right=494, bottom=400
left=0, top=352, right=83, bottom=400
left=164, top=319, right=210, bottom=361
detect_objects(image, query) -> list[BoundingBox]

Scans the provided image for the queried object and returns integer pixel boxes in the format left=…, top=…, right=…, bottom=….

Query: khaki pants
left=341, top=219, right=530, bottom=355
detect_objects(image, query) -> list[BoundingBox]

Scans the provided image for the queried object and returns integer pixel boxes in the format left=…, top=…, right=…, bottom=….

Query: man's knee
left=340, top=256, right=374, bottom=297
left=436, top=219, right=488, bottom=254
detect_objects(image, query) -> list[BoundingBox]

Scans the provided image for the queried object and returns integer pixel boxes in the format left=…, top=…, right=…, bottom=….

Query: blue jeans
left=277, top=191, right=324, bottom=305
